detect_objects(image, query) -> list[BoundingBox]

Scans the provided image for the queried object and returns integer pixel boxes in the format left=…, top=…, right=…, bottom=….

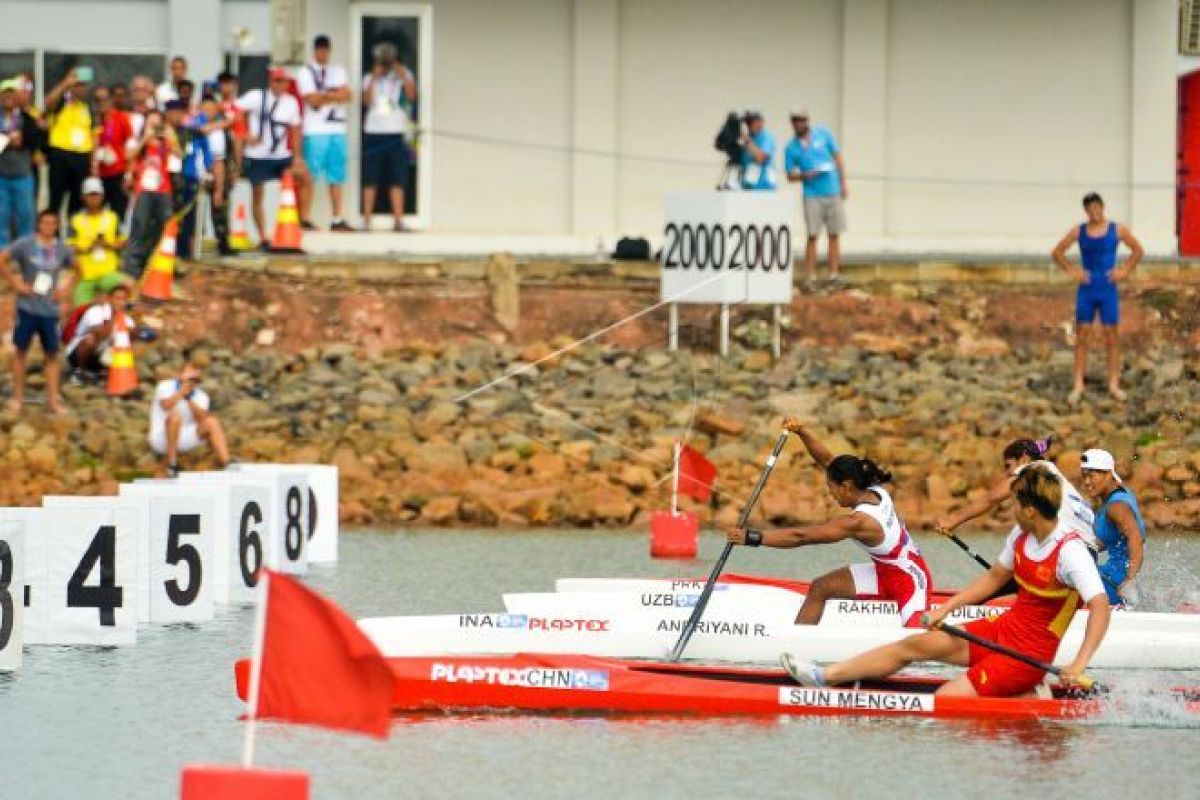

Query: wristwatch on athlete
left=745, top=528, right=763, bottom=547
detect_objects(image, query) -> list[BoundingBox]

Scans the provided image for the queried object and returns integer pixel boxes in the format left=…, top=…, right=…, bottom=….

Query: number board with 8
left=236, top=463, right=336, bottom=564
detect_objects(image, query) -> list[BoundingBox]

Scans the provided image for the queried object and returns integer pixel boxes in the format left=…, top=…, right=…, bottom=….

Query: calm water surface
left=2, top=529, right=1199, bottom=799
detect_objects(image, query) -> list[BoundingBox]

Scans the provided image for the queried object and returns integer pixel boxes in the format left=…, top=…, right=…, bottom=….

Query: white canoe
left=549, top=578, right=1200, bottom=634
left=358, top=608, right=1200, bottom=670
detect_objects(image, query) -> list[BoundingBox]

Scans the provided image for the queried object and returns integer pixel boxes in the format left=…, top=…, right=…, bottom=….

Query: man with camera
left=43, top=67, right=96, bottom=218
left=361, top=42, right=417, bottom=231
left=785, top=110, right=848, bottom=287
left=739, top=111, right=778, bottom=191
left=65, top=279, right=135, bottom=376
left=149, top=350, right=231, bottom=477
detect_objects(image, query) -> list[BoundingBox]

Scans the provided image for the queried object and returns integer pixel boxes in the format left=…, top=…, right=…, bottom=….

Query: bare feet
left=1067, top=387, right=1083, bottom=407
left=1108, top=385, right=1127, bottom=402
left=47, top=401, right=68, bottom=416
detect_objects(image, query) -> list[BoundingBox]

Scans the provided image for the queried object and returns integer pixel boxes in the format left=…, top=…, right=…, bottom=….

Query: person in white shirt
left=156, top=56, right=188, bottom=108
left=149, top=351, right=231, bottom=477
left=236, top=68, right=305, bottom=249
left=361, top=41, right=417, bottom=232
left=66, top=280, right=134, bottom=373
left=296, top=35, right=352, bottom=232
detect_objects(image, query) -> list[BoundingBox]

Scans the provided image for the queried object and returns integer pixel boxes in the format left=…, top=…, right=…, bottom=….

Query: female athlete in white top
left=727, top=418, right=933, bottom=627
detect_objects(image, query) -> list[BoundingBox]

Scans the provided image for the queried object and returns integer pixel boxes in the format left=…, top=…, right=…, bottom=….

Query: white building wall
left=0, top=0, right=1181, bottom=252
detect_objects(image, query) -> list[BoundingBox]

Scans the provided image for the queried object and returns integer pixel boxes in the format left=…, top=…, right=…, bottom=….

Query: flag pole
left=242, top=570, right=270, bottom=768
left=671, top=441, right=681, bottom=516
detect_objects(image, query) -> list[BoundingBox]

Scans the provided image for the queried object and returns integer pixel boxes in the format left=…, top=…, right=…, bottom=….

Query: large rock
left=420, top=495, right=461, bottom=524
left=409, top=442, right=468, bottom=472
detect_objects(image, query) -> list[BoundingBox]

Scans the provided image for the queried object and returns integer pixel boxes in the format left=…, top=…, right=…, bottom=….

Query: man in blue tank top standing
left=1080, top=448, right=1146, bottom=607
left=1051, top=193, right=1143, bottom=405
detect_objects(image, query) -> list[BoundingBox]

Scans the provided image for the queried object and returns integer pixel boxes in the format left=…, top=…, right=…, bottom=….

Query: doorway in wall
left=351, top=3, right=432, bottom=230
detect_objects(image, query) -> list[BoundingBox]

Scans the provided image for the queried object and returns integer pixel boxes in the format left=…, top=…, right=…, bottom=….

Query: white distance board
left=0, top=522, right=23, bottom=670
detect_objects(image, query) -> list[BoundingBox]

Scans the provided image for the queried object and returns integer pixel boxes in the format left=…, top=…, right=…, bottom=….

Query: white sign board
left=176, top=472, right=273, bottom=604
left=22, top=503, right=138, bottom=645
left=117, top=484, right=217, bottom=624
left=0, top=522, right=23, bottom=670
left=661, top=191, right=795, bottom=305
left=229, top=465, right=309, bottom=574
left=238, top=463, right=338, bottom=563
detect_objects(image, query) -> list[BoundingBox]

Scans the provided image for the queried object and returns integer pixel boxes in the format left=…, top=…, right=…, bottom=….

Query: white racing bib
left=31, top=271, right=53, bottom=296
left=140, top=167, right=162, bottom=192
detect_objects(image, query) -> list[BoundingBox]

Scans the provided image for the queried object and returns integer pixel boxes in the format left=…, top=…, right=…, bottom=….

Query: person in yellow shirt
left=69, top=177, right=125, bottom=307
left=44, top=68, right=95, bottom=217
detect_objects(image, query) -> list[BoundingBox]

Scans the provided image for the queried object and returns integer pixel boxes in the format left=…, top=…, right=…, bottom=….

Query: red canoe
left=236, top=653, right=1198, bottom=722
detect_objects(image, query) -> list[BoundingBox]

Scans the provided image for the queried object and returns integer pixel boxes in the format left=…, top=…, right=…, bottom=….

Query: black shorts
left=362, top=133, right=410, bottom=189
left=13, top=308, right=60, bottom=355
left=243, top=156, right=292, bottom=186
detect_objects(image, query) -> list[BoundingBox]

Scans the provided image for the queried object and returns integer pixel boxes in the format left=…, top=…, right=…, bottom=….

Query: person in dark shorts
left=236, top=68, right=303, bottom=248
left=361, top=42, right=417, bottom=231
left=0, top=209, right=76, bottom=414
left=1051, top=193, right=1143, bottom=405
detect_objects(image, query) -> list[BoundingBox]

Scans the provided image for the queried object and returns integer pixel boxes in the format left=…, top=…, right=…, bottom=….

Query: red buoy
left=650, top=510, right=698, bottom=559
left=180, top=765, right=309, bottom=800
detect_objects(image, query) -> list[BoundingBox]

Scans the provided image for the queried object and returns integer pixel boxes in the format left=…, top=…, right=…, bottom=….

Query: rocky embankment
left=0, top=271, right=1197, bottom=531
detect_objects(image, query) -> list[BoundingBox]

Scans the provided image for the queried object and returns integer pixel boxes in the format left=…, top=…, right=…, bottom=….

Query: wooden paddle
left=668, top=432, right=790, bottom=662
left=924, top=614, right=1104, bottom=694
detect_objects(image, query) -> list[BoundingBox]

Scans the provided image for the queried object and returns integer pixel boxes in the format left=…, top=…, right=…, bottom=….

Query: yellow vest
left=48, top=100, right=94, bottom=153
left=70, top=210, right=122, bottom=281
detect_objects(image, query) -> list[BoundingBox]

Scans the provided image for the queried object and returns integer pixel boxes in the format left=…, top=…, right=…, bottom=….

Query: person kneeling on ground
left=64, top=281, right=135, bottom=376
left=781, top=464, right=1111, bottom=697
left=149, top=351, right=230, bottom=476
left=69, top=177, right=126, bottom=308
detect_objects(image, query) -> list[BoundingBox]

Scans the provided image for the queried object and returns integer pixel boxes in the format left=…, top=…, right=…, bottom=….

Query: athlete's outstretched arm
left=1061, top=594, right=1111, bottom=684
left=727, top=515, right=863, bottom=549
left=936, top=473, right=1011, bottom=535
left=782, top=417, right=835, bottom=468
left=926, top=565, right=1013, bottom=627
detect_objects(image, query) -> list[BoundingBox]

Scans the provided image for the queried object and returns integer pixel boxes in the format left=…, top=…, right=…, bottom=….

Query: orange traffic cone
left=230, top=198, right=252, bottom=251
left=270, top=171, right=304, bottom=254
left=141, top=217, right=178, bottom=301
left=107, top=311, right=138, bottom=397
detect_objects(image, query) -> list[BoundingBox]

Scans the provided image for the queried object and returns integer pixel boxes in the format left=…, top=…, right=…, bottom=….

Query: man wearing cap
left=236, top=68, right=304, bottom=248
left=1079, top=448, right=1146, bottom=608
left=43, top=68, right=95, bottom=218
left=362, top=42, right=417, bottom=231
left=739, top=111, right=777, bottom=191
left=69, top=177, right=125, bottom=307
left=784, top=111, right=848, bottom=288
left=1, top=76, right=41, bottom=247
left=0, top=208, right=77, bottom=414
left=297, top=35, right=352, bottom=232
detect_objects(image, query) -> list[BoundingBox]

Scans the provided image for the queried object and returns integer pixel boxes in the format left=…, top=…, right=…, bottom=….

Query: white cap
left=81, top=176, right=104, bottom=196
left=1080, top=448, right=1122, bottom=483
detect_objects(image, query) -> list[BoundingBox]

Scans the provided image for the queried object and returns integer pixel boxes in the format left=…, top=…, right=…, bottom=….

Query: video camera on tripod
left=714, top=110, right=753, bottom=190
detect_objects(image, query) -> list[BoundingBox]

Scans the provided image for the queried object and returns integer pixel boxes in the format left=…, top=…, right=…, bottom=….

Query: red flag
left=253, top=570, right=393, bottom=738
left=678, top=444, right=717, bottom=502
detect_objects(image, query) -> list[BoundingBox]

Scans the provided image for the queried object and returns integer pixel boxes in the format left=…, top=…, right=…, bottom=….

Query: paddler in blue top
left=1051, top=193, right=1143, bottom=406
left=1079, top=448, right=1146, bottom=608
left=739, top=111, right=777, bottom=191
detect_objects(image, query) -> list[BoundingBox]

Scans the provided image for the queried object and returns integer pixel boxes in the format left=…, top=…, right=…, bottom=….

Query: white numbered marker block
left=0, top=522, right=23, bottom=670
left=240, top=463, right=337, bottom=563
left=29, top=503, right=138, bottom=645
left=176, top=473, right=272, bottom=604
left=1, top=508, right=48, bottom=644
left=231, top=465, right=308, bottom=575
left=118, top=484, right=216, bottom=624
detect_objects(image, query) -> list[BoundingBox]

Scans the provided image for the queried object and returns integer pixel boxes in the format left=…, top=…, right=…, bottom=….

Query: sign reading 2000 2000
left=660, top=191, right=795, bottom=305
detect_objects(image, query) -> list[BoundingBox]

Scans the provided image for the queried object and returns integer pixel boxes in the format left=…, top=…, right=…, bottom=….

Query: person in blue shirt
left=784, top=111, right=848, bottom=288
left=1051, top=193, right=1143, bottom=405
left=1079, top=448, right=1145, bottom=607
left=739, top=111, right=777, bottom=191
left=167, top=98, right=213, bottom=260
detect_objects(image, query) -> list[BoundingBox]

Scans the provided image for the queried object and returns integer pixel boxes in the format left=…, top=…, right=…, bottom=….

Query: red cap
left=269, top=67, right=290, bottom=81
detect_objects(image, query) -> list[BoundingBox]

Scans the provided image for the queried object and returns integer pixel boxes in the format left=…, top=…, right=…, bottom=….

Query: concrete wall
left=0, top=0, right=1180, bottom=252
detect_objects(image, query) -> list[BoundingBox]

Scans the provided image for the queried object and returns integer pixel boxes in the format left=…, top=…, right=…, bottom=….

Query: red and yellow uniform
left=964, top=531, right=1086, bottom=697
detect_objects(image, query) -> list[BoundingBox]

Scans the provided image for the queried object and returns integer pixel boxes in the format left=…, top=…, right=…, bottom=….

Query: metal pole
left=668, top=302, right=678, bottom=351
left=772, top=303, right=782, bottom=359
left=671, top=441, right=680, bottom=516
left=719, top=304, right=730, bottom=358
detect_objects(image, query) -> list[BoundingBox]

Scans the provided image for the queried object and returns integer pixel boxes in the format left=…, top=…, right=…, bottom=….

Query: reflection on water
left=0, top=528, right=1198, bottom=799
